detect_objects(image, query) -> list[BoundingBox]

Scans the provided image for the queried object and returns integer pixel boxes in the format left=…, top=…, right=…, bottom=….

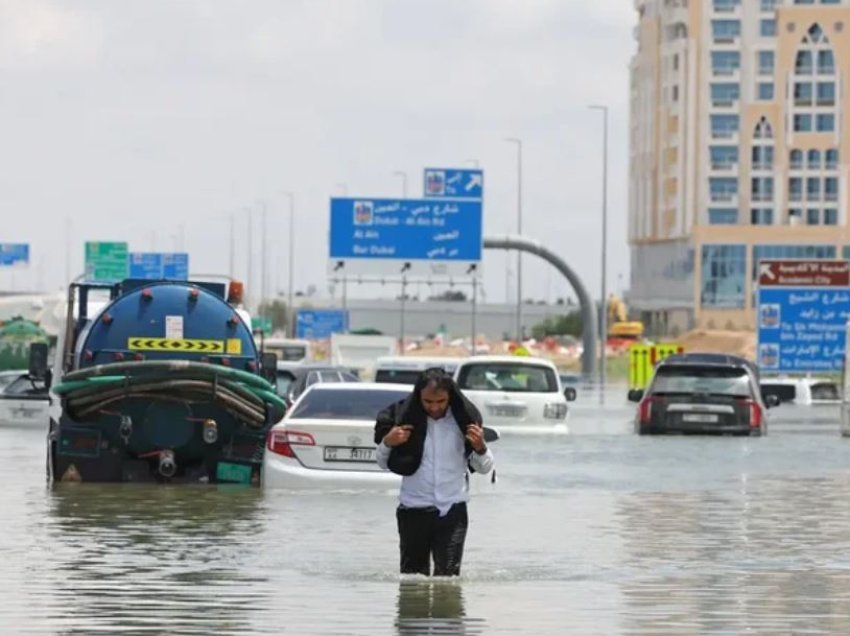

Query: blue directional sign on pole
left=295, top=309, right=350, bottom=340
left=0, top=244, right=29, bottom=266
left=423, top=168, right=483, bottom=200
left=329, top=197, right=482, bottom=277
left=128, top=252, right=189, bottom=280
left=129, top=253, right=163, bottom=279
left=757, top=259, right=850, bottom=373
left=163, top=253, right=189, bottom=280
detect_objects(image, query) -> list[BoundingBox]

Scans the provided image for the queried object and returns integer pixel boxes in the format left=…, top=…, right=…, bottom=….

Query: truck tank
left=47, top=279, right=284, bottom=484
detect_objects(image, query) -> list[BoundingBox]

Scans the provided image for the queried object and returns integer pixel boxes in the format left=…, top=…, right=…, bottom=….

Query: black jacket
left=374, top=385, right=484, bottom=477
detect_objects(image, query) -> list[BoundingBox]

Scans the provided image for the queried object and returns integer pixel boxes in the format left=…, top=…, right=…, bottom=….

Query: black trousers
left=396, top=502, right=468, bottom=576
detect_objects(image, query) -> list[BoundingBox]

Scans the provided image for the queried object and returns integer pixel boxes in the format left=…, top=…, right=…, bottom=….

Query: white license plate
left=488, top=405, right=526, bottom=417
left=323, top=447, right=376, bottom=463
left=682, top=413, right=719, bottom=423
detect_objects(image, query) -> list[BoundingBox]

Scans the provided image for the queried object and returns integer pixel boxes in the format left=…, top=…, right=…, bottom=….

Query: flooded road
left=3, top=393, right=850, bottom=634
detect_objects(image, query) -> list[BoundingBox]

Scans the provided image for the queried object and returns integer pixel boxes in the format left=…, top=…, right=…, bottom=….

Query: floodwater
left=3, top=390, right=850, bottom=635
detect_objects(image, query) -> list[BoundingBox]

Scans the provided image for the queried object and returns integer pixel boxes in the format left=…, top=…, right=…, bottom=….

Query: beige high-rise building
left=629, top=0, right=849, bottom=336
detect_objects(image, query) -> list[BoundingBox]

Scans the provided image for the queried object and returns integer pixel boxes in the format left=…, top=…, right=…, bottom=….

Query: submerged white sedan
left=262, top=383, right=408, bottom=489
left=0, top=372, right=50, bottom=428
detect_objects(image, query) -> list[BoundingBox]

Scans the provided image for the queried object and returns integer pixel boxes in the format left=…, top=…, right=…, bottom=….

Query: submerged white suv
left=453, top=356, right=576, bottom=431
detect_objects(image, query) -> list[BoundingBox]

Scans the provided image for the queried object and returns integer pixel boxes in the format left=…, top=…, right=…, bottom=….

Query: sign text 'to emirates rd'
left=757, top=259, right=850, bottom=373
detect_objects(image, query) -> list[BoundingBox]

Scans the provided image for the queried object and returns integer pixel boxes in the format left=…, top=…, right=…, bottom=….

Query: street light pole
left=260, top=200, right=267, bottom=313
left=393, top=171, right=408, bottom=198
left=590, top=105, right=609, bottom=403
left=468, top=264, right=478, bottom=354
left=505, top=138, right=523, bottom=341
left=282, top=192, right=295, bottom=337
left=400, top=262, right=411, bottom=355
left=245, top=206, right=253, bottom=313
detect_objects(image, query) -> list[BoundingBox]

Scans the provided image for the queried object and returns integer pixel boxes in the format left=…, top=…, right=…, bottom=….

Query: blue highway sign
left=423, top=168, right=483, bottom=200
left=329, top=198, right=482, bottom=263
left=128, top=252, right=189, bottom=280
left=295, top=309, right=349, bottom=340
left=163, top=253, right=189, bottom=280
left=0, top=243, right=29, bottom=266
left=129, top=253, right=163, bottom=279
left=757, top=259, right=850, bottom=372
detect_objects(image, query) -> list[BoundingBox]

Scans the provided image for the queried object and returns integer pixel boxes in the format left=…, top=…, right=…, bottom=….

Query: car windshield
left=289, top=388, right=408, bottom=420
left=374, top=369, right=422, bottom=385
left=0, top=374, right=23, bottom=391
left=2, top=376, right=47, bottom=397
left=652, top=365, right=752, bottom=398
left=457, top=363, right=558, bottom=393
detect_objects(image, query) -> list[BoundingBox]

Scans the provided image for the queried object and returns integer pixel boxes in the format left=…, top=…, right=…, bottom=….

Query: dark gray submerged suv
left=628, top=353, right=780, bottom=436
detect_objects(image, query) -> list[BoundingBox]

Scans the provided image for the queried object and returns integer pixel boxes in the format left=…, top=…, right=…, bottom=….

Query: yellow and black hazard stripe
left=128, top=337, right=225, bottom=353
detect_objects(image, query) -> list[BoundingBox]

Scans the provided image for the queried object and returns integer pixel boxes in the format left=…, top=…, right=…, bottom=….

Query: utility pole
left=246, top=206, right=253, bottom=313
left=590, top=105, right=609, bottom=403
left=260, top=200, right=268, bottom=313
left=281, top=192, right=295, bottom=337
left=505, top=138, right=523, bottom=341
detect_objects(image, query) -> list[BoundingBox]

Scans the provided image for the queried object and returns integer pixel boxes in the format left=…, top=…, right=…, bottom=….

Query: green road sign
left=85, top=241, right=129, bottom=282
left=252, top=316, right=273, bottom=334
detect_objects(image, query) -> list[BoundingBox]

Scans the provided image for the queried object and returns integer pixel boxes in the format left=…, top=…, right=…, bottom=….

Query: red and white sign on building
left=757, top=259, right=850, bottom=288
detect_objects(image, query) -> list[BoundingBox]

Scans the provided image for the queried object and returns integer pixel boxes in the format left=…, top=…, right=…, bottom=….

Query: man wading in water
left=375, top=368, right=494, bottom=576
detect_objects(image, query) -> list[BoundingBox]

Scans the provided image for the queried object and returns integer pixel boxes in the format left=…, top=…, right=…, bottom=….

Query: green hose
left=54, top=360, right=286, bottom=425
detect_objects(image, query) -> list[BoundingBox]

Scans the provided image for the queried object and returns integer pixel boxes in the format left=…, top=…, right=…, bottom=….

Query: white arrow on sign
left=465, top=173, right=483, bottom=192
left=759, top=263, right=776, bottom=281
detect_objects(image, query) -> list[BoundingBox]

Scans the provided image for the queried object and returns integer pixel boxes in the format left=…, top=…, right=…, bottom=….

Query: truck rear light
left=638, top=397, right=663, bottom=424
left=738, top=398, right=762, bottom=427
left=266, top=429, right=315, bottom=457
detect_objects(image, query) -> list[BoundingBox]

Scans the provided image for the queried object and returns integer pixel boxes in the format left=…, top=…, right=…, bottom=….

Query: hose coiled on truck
left=53, top=360, right=286, bottom=427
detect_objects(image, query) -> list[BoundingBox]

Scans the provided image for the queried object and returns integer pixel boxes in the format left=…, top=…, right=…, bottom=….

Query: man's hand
left=466, top=423, right=487, bottom=453
left=383, top=425, right=413, bottom=448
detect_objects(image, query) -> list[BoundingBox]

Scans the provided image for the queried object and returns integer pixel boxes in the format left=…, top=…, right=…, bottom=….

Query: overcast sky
left=0, top=0, right=634, bottom=306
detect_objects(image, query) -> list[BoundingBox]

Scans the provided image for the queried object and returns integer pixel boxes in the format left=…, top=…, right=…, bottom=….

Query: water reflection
left=396, top=579, right=486, bottom=635
left=617, top=477, right=850, bottom=634
left=40, top=485, right=269, bottom=635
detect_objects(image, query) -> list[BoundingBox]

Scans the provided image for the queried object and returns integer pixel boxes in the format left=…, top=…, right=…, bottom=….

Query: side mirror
left=483, top=426, right=500, bottom=443
left=765, top=394, right=781, bottom=409
left=627, top=388, right=644, bottom=403
left=28, top=343, right=49, bottom=382
left=563, top=387, right=577, bottom=402
left=260, top=352, right=278, bottom=384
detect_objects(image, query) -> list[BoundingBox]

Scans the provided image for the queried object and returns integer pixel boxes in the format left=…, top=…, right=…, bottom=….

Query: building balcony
left=752, top=162, right=773, bottom=171
left=711, top=130, right=739, bottom=142
left=710, top=161, right=738, bottom=172
left=751, top=193, right=774, bottom=203
left=825, top=192, right=838, bottom=202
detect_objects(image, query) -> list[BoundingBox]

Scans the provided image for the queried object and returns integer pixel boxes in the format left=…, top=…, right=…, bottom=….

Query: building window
left=807, top=209, right=821, bottom=225
left=825, top=177, right=839, bottom=201
left=761, top=0, right=777, bottom=9
left=794, top=82, right=814, bottom=106
left=712, top=51, right=741, bottom=75
left=713, top=0, right=740, bottom=10
left=794, top=114, right=812, bottom=132
left=752, top=177, right=774, bottom=202
left=752, top=145, right=774, bottom=170
left=789, top=208, right=803, bottom=223
left=807, top=177, right=821, bottom=200
left=789, top=177, right=803, bottom=201
left=825, top=209, right=838, bottom=224
left=701, top=245, right=746, bottom=309
left=808, top=149, right=821, bottom=169
left=817, top=82, right=836, bottom=106
left=751, top=209, right=774, bottom=225
left=710, top=177, right=738, bottom=202
left=796, top=50, right=814, bottom=74
left=711, top=83, right=740, bottom=106
left=713, top=20, right=741, bottom=42
left=710, top=114, right=739, bottom=138
left=761, top=19, right=777, bottom=37
left=816, top=113, right=835, bottom=132
left=710, top=146, right=739, bottom=169
left=790, top=150, right=804, bottom=169
left=826, top=149, right=839, bottom=169
left=757, top=82, right=774, bottom=100
left=758, top=51, right=774, bottom=75
left=818, top=50, right=835, bottom=73
left=709, top=208, right=738, bottom=224
left=754, top=117, right=773, bottom=139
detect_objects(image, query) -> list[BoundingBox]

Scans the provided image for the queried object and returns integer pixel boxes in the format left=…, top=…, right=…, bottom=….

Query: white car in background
left=453, top=356, right=576, bottom=432
left=0, top=372, right=50, bottom=428
left=263, top=383, right=408, bottom=489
